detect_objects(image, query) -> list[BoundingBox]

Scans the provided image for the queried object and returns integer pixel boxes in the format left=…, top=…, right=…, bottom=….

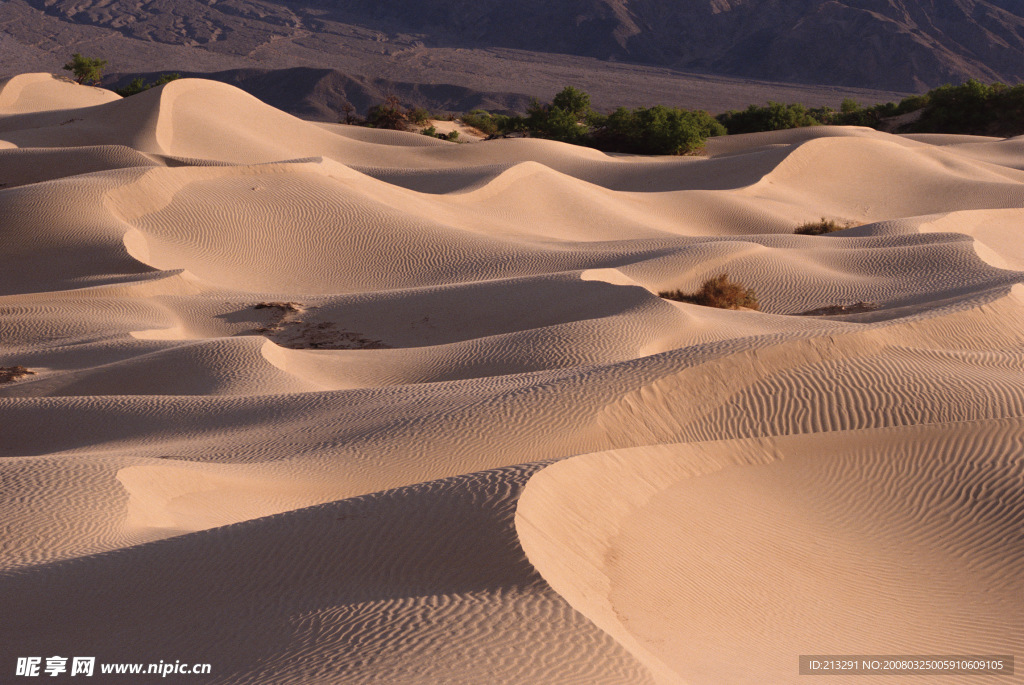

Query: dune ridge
left=1, top=74, right=1022, bottom=683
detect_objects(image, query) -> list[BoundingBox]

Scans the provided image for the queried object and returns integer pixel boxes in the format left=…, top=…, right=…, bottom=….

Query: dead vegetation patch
left=244, top=302, right=390, bottom=350
left=795, top=217, right=855, bottom=235
left=795, top=301, right=879, bottom=316
left=0, top=365, right=36, bottom=383
left=659, top=274, right=759, bottom=310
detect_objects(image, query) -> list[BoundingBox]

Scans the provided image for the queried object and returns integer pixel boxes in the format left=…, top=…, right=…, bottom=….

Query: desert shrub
left=63, top=54, right=108, bottom=85
left=894, top=94, right=929, bottom=115
left=659, top=274, right=759, bottom=310
left=717, top=102, right=821, bottom=134
left=366, top=95, right=410, bottom=130
left=795, top=218, right=850, bottom=235
left=0, top=365, right=35, bottom=383
left=592, top=105, right=725, bottom=155
left=525, top=96, right=591, bottom=143
left=520, top=86, right=724, bottom=154
left=715, top=81, right=1023, bottom=137
left=115, top=72, right=181, bottom=97
left=339, top=101, right=362, bottom=125
left=460, top=109, right=513, bottom=136
left=408, top=107, right=431, bottom=125
left=551, top=86, right=591, bottom=118
left=419, top=126, right=459, bottom=141
left=907, top=80, right=1024, bottom=137
left=718, top=98, right=905, bottom=133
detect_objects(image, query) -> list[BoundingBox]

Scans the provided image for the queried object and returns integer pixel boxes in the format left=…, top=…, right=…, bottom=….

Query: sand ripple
left=2, top=75, right=1023, bottom=683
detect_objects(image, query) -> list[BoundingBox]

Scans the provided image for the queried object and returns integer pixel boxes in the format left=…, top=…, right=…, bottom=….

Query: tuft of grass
left=0, top=365, right=36, bottom=383
left=659, top=274, right=759, bottom=310
left=795, top=217, right=851, bottom=235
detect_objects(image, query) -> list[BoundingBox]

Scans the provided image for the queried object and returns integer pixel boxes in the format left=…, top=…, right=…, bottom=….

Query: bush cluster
left=460, top=110, right=514, bottom=136
left=420, top=126, right=460, bottom=142
left=592, top=106, right=726, bottom=155
left=912, top=80, right=1024, bottom=137
left=365, top=95, right=411, bottom=130
left=659, top=274, right=759, bottom=310
left=467, top=86, right=724, bottom=155
left=115, top=73, right=181, bottom=97
left=715, top=81, right=1024, bottom=137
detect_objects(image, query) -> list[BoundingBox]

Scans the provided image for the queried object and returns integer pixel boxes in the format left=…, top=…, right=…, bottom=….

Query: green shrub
left=593, top=105, right=725, bottom=155
left=551, top=86, right=591, bottom=118
left=460, top=109, right=512, bottom=136
left=115, top=73, right=181, bottom=97
left=525, top=95, right=591, bottom=143
left=519, top=86, right=723, bottom=154
left=63, top=54, right=108, bottom=85
left=659, top=274, right=759, bottom=310
left=714, top=81, right=1023, bottom=137
left=408, top=107, right=431, bottom=125
left=366, top=95, right=410, bottom=130
left=717, top=102, right=821, bottom=134
left=420, top=126, right=460, bottom=142
left=908, top=80, right=1024, bottom=137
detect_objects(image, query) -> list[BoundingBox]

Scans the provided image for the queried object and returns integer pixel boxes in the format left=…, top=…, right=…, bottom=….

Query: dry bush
left=795, top=217, right=851, bottom=235
left=795, top=301, right=878, bottom=316
left=659, top=274, right=759, bottom=310
left=0, top=365, right=35, bottom=383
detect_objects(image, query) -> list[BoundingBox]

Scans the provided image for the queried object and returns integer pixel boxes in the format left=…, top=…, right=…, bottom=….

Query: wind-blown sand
left=1, top=73, right=1021, bottom=684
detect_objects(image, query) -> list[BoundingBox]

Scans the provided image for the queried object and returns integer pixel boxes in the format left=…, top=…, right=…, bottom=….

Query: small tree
left=551, top=86, right=591, bottom=119
left=366, top=94, right=409, bottom=130
left=407, top=107, right=431, bottom=125
left=840, top=98, right=861, bottom=113
left=63, top=54, right=108, bottom=85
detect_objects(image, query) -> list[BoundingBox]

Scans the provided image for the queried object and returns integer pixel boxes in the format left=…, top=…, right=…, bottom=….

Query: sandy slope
left=1, top=73, right=1022, bottom=684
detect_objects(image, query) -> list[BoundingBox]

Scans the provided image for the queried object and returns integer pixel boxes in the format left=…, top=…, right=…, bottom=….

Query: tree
left=366, top=94, right=409, bottom=130
left=551, top=86, right=591, bottom=118
left=340, top=101, right=357, bottom=125
left=63, top=54, right=108, bottom=85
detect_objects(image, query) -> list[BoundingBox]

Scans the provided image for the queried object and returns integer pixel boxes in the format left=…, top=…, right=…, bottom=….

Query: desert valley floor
left=0, top=73, right=1022, bottom=684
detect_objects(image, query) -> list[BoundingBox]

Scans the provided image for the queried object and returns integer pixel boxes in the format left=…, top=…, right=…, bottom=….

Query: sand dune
left=1, top=74, right=1022, bottom=683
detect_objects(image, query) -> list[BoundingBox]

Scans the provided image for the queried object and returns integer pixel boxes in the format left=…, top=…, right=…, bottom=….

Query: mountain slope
left=13, top=0, right=1024, bottom=91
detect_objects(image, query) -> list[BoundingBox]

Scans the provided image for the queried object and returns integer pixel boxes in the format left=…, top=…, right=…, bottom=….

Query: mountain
left=10, top=0, right=1024, bottom=91
left=2, top=0, right=1019, bottom=115
left=108, top=68, right=536, bottom=119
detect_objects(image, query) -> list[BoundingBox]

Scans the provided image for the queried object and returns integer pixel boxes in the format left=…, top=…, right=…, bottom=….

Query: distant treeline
left=717, top=80, right=1024, bottom=138
left=108, top=57, right=1022, bottom=154
left=452, top=80, right=1024, bottom=155
left=463, top=86, right=726, bottom=155
left=90, top=52, right=1024, bottom=153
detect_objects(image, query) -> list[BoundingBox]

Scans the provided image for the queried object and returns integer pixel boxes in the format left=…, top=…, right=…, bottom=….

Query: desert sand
left=0, top=73, right=1021, bottom=684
